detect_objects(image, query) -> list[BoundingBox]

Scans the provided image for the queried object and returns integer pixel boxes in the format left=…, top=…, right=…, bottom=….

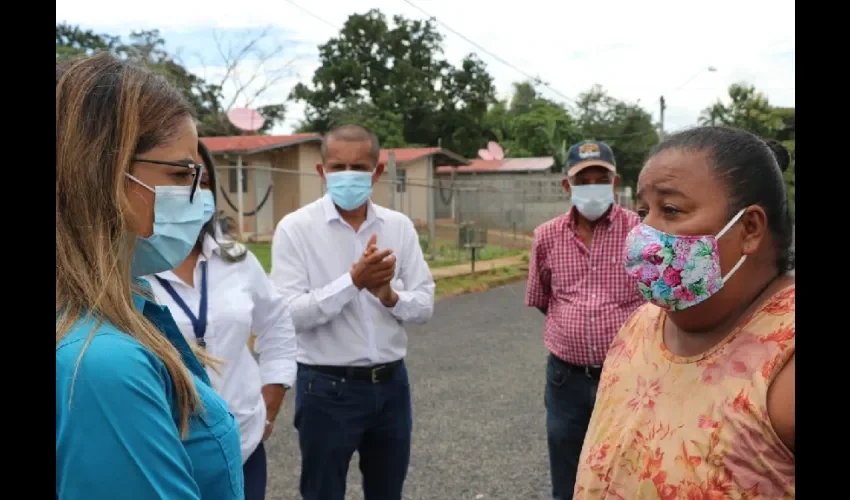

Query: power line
left=399, top=0, right=578, bottom=108
left=281, top=0, right=339, bottom=31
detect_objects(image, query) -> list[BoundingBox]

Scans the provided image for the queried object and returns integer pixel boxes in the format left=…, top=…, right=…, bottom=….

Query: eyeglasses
left=132, top=158, right=204, bottom=203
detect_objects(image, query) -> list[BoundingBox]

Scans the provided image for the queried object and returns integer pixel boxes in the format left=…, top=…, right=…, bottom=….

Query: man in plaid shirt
left=525, top=140, right=645, bottom=500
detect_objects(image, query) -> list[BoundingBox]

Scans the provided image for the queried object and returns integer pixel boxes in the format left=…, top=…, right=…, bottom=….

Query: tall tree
left=698, top=83, right=784, bottom=137
left=574, top=85, right=659, bottom=185
left=699, top=84, right=795, bottom=218
left=291, top=9, right=496, bottom=156
left=484, top=81, right=581, bottom=166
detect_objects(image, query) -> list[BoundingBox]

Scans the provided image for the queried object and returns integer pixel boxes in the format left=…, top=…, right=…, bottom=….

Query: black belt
left=550, top=354, right=603, bottom=379
left=298, top=359, right=403, bottom=384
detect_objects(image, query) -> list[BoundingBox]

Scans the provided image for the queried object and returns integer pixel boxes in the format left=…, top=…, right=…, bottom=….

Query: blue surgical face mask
left=569, top=183, right=615, bottom=221
left=125, top=174, right=208, bottom=277
left=325, top=171, right=373, bottom=211
left=200, top=189, right=215, bottom=223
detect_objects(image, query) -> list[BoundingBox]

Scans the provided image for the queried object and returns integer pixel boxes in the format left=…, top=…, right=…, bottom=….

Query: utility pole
left=659, top=96, right=666, bottom=140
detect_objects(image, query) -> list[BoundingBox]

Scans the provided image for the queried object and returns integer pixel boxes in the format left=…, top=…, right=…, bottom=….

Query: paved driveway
left=264, top=281, right=551, bottom=500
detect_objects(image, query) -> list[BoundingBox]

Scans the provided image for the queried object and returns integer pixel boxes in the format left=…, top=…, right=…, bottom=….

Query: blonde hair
left=56, top=53, right=207, bottom=436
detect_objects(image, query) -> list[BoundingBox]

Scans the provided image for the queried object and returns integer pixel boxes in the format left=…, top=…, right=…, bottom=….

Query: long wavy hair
left=56, top=53, right=206, bottom=436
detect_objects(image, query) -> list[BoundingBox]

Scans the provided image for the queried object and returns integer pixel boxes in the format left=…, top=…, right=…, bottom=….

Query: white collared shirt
left=145, top=234, right=297, bottom=463
left=270, top=194, right=435, bottom=366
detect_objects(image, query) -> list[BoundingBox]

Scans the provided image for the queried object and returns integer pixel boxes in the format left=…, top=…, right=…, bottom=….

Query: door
left=253, top=167, right=274, bottom=237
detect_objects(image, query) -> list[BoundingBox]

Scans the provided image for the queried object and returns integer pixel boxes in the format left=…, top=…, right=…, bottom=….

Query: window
left=396, top=168, right=407, bottom=193
left=228, top=164, right=248, bottom=193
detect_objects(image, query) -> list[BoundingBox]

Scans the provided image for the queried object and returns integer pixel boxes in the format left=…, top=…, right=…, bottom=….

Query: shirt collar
left=321, top=193, right=384, bottom=226
left=200, top=233, right=220, bottom=260
left=130, top=278, right=210, bottom=384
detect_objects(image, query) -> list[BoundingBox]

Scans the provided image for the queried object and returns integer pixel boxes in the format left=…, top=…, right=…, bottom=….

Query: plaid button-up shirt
left=525, top=205, right=646, bottom=366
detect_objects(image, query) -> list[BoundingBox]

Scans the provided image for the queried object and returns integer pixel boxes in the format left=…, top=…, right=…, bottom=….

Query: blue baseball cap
left=565, top=140, right=617, bottom=177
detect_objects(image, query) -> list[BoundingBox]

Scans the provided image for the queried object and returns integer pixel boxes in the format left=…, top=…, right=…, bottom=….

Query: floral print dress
left=574, top=285, right=795, bottom=499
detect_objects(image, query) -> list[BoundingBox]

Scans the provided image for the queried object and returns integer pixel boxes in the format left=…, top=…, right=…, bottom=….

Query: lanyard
left=155, top=261, right=208, bottom=349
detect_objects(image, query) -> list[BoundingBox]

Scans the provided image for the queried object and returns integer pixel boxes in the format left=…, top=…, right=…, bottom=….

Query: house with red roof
left=200, top=134, right=468, bottom=239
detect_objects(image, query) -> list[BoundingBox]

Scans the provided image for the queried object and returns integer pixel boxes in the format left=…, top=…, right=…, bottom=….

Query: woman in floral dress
left=574, top=127, right=794, bottom=499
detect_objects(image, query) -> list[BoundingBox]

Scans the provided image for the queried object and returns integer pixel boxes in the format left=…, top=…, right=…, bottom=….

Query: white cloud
left=57, top=0, right=795, bottom=135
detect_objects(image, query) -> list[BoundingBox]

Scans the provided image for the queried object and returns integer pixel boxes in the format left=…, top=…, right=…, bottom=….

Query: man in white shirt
left=270, top=124, right=435, bottom=500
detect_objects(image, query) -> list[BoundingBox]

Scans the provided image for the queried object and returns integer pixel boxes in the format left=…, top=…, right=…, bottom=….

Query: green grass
left=246, top=243, right=272, bottom=272
left=434, top=264, right=528, bottom=298
left=245, top=239, right=523, bottom=273
left=418, top=232, right=524, bottom=268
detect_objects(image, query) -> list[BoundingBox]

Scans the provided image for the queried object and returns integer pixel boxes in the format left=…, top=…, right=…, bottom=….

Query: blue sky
left=57, top=0, right=795, bottom=136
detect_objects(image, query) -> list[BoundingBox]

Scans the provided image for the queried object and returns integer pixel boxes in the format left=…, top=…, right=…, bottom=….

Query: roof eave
left=208, top=136, right=322, bottom=156
left=433, top=149, right=470, bottom=166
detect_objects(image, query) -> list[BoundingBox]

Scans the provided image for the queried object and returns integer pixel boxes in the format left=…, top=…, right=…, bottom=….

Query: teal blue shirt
left=56, top=284, right=245, bottom=500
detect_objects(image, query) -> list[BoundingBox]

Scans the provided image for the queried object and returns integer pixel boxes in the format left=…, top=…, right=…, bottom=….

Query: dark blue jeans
left=544, top=353, right=599, bottom=500
left=294, top=362, right=413, bottom=500
left=243, top=441, right=267, bottom=500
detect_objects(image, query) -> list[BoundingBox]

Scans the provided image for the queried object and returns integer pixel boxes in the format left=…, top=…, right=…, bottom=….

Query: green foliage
left=291, top=9, right=496, bottom=157
left=417, top=232, right=525, bottom=268
left=782, top=139, right=795, bottom=221
left=698, top=83, right=784, bottom=137
left=573, top=85, right=658, bottom=186
left=482, top=82, right=657, bottom=187
left=699, top=84, right=796, bottom=218
left=485, top=82, right=582, bottom=167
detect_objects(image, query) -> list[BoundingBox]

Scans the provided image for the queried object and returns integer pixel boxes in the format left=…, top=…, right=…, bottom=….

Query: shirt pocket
left=206, top=291, right=254, bottom=359
left=193, top=385, right=245, bottom=498
left=604, top=255, right=639, bottom=304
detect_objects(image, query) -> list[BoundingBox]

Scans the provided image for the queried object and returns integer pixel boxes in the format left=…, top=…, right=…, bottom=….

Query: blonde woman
left=56, top=54, right=244, bottom=499
left=145, top=143, right=297, bottom=500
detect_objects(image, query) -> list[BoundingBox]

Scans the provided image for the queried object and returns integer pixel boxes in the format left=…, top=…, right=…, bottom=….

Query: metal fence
left=216, top=165, right=635, bottom=264
left=428, top=176, right=634, bottom=233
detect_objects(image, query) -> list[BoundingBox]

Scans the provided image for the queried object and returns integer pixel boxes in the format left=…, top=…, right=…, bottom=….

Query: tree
left=699, top=84, right=795, bottom=218
left=56, top=24, right=120, bottom=61
left=574, top=85, right=659, bottom=185
left=291, top=9, right=496, bottom=156
left=56, top=23, right=289, bottom=135
left=698, top=83, right=784, bottom=137
left=484, top=81, right=581, bottom=166
left=773, top=107, right=795, bottom=142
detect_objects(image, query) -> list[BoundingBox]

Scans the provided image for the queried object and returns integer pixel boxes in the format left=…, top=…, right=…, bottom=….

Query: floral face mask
left=623, top=209, right=747, bottom=311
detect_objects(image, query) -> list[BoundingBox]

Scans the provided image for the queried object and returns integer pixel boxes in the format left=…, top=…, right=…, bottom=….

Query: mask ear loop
left=717, top=208, right=748, bottom=283
left=721, top=255, right=747, bottom=284
left=715, top=208, right=747, bottom=239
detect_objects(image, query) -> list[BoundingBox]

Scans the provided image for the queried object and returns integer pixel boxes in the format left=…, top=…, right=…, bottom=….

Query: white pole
left=387, top=152, right=397, bottom=210
left=450, top=167, right=457, bottom=222
left=427, top=155, right=436, bottom=243
left=236, top=155, right=244, bottom=241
